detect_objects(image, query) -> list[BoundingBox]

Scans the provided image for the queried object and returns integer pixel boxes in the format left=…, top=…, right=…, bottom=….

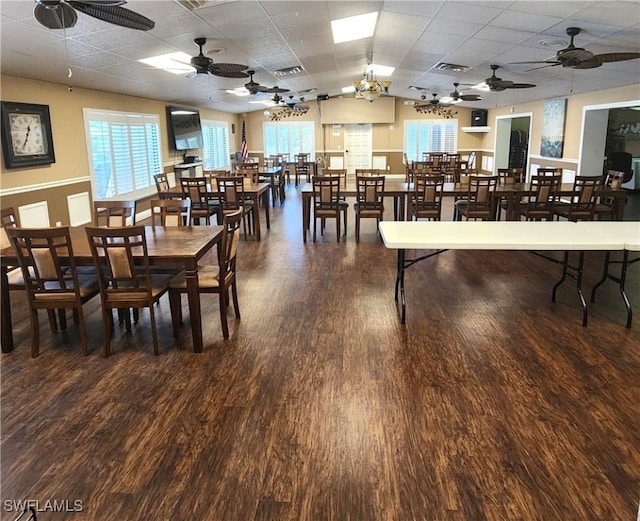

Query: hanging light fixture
left=353, top=64, right=392, bottom=102
left=413, top=93, right=458, bottom=118
left=264, top=96, right=310, bottom=121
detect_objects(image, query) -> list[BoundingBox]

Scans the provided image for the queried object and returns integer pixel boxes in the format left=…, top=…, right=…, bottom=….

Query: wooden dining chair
left=323, top=168, right=347, bottom=188
left=595, top=170, right=626, bottom=220
left=150, top=198, right=192, bottom=227
left=169, top=210, right=242, bottom=340
left=180, top=177, right=219, bottom=225
left=519, top=173, right=562, bottom=221
left=294, top=154, right=311, bottom=186
left=216, top=176, right=253, bottom=240
left=497, top=168, right=525, bottom=219
left=154, top=172, right=170, bottom=194
left=85, top=225, right=174, bottom=356
left=455, top=175, right=498, bottom=221
left=93, top=200, right=136, bottom=227
left=312, top=176, right=348, bottom=243
left=409, top=174, right=445, bottom=221
left=354, top=175, right=385, bottom=242
left=553, top=175, right=600, bottom=221
left=7, top=226, right=100, bottom=357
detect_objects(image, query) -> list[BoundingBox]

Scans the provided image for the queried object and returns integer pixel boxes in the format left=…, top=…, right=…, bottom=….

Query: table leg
left=591, top=250, right=635, bottom=328
left=399, top=194, right=406, bottom=221
left=262, top=191, right=270, bottom=230
left=394, top=249, right=407, bottom=324
left=1, top=267, right=14, bottom=352
left=185, top=265, right=203, bottom=353
left=253, top=194, right=261, bottom=241
left=302, top=193, right=310, bottom=242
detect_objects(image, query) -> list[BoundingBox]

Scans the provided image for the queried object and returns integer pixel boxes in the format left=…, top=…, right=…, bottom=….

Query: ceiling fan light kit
left=414, top=93, right=458, bottom=118
left=265, top=95, right=309, bottom=121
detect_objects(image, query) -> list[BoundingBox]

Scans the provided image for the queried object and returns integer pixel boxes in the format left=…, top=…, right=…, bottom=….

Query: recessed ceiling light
left=538, top=38, right=568, bottom=47
left=138, top=52, right=194, bottom=75
left=367, top=63, right=394, bottom=76
left=331, top=11, right=378, bottom=44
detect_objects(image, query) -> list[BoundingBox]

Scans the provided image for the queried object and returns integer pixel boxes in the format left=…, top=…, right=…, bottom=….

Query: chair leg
left=344, top=209, right=348, bottom=236
left=219, top=290, right=229, bottom=339
left=58, top=308, right=67, bottom=330
left=149, top=304, right=159, bottom=355
left=76, top=306, right=89, bottom=356
left=103, top=309, right=112, bottom=357
left=336, top=214, right=341, bottom=243
left=30, top=308, right=40, bottom=358
left=356, top=215, right=360, bottom=243
left=168, top=289, right=182, bottom=338
left=47, top=309, right=58, bottom=333
left=231, top=280, right=240, bottom=319
left=313, top=216, right=317, bottom=243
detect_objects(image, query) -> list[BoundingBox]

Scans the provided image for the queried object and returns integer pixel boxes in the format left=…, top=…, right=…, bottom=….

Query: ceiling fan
left=449, top=82, right=482, bottom=102
left=243, top=71, right=290, bottom=96
left=34, top=0, right=154, bottom=31
left=418, top=92, right=453, bottom=107
left=188, top=38, right=249, bottom=78
left=478, top=65, right=536, bottom=92
left=512, top=27, right=640, bottom=70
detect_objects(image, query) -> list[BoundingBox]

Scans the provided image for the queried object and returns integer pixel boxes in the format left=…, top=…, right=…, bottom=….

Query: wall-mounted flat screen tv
left=167, top=105, right=203, bottom=150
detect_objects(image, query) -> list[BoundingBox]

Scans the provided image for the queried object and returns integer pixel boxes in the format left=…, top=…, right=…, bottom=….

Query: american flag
left=240, top=118, right=248, bottom=161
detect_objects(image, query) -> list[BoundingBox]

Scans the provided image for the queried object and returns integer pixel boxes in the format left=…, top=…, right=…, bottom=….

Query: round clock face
left=10, top=113, right=46, bottom=156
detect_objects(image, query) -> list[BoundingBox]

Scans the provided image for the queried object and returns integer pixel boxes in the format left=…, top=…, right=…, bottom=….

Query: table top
left=1, top=225, right=224, bottom=266
left=379, top=221, right=640, bottom=251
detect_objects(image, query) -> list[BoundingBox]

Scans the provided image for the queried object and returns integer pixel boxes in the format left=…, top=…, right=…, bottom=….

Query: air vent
left=432, top=62, right=470, bottom=73
left=177, top=0, right=234, bottom=11
left=273, top=66, right=304, bottom=77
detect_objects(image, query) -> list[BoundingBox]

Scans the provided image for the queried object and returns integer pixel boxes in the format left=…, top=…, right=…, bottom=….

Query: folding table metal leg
left=591, top=250, right=635, bottom=328
left=551, top=250, right=588, bottom=326
left=394, top=249, right=407, bottom=324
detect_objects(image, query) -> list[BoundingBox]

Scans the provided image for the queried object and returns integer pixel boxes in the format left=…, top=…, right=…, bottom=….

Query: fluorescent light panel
left=342, top=86, right=356, bottom=93
left=138, top=52, right=194, bottom=75
left=367, top=63, right=394, bottom=76
left=331, top=11, right=378, bottom=44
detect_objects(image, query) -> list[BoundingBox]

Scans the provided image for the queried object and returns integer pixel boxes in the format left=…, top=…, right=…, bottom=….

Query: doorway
left=344, top=124, right=372, bottom=176
left=494, top=113, right=532, bottom=179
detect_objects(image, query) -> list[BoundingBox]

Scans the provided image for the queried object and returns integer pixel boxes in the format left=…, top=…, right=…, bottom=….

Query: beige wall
left=480, top=84, right=640, bottom=163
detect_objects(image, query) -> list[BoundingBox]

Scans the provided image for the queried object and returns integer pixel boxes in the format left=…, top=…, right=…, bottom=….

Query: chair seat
left=38, top=274, right=99, bottom=299
left=6, top=266, right=25, bottom=288
left=169, top=265, right=233, bottom=289
left=105, top=273, right=174, bottom=303
left=355, top=207, right=383, bottom=217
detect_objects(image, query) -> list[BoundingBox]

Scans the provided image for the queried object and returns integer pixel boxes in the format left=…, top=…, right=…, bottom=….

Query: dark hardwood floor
left=2, top=186, right=639, bottom=521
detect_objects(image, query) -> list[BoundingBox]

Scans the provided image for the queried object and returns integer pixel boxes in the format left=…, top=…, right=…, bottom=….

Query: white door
left=344, top=124, right=372, bottom=176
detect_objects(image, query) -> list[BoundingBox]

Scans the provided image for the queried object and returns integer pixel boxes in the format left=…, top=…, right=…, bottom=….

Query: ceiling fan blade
left=594, top=52, right=640, bottom=63
left=34, top=2, right=77, bottom=29
left=572, top=57, right=603, bottom=69
left=79, top=1, right=127, bottom=5
left=263, top=86, right=290, bottom=94
left=506, top=83, right=536, bottom=89
left=67, top=1, right=154, bottom=30
left=459, top=94, right=482, bottom=101
left=510, top=60, right=561, bottom=65
left=524, top=63, right=562, bottom=72
left=208, top=63, right=249, bottom=78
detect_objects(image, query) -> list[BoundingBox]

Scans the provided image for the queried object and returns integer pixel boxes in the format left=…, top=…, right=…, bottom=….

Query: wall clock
left=1, top=101, right=56, bottom=169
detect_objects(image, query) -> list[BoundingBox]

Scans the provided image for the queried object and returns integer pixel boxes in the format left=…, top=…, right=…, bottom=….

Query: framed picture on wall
left=1, top=101, right=56, bottom=169
left=540, top=98, right=567, bottom=158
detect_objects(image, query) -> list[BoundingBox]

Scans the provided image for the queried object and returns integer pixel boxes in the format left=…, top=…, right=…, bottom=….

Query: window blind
left=83, top=108, right=162, bottom=199
left=263, top=121, right=314, bottom=159
left=404, top=119, right=458, bottom=162
left=202, top=120, right=230, bottom=170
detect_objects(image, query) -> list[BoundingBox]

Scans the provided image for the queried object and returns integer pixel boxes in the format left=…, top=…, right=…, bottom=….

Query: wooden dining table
left=300, top=177, right=627, bottom=242
left=161, top=178, right=271, bottom=241
left=1, top=225, right=223, bottom=354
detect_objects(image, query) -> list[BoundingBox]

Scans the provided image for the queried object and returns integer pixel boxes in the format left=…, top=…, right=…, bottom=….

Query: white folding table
left=379, top=221, right=640, bottom=326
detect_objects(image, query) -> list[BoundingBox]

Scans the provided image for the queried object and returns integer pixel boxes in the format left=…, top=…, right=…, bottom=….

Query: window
left=83, top=108, right=162, bottom=199
left=202, top=120, right=230, bottom=170
left=404, top=119, right=458, bottom=162
left=263, top=121, right=314, bottom=159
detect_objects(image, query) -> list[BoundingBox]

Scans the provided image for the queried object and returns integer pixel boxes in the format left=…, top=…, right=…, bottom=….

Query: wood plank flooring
left=1, top=187, right=639, bottom=521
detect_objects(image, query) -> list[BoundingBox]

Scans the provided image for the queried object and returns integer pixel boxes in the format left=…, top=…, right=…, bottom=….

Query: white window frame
left=404, top=119, right=458, bottom=163
left=83, top=107, right=163, bottom=200
left=263, top=121, right=315, bottom=160
left=201, top=119, right=231, bottom=170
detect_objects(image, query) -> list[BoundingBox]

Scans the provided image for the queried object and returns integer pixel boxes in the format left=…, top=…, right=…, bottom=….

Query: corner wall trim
left=0, top=176, right=91, bottom=197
